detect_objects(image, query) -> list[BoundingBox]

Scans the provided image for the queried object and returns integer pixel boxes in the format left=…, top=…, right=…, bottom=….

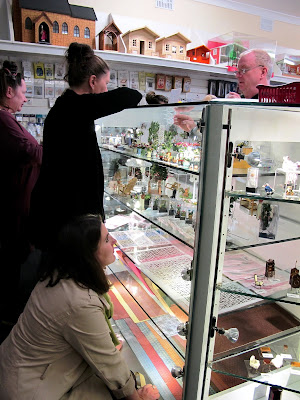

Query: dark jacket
left=30, top=87, right=142, bottom=249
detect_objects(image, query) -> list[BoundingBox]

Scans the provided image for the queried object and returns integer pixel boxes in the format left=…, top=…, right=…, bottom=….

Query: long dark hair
left=39, top=214, right=110, bottom=294
left=0, top=61, right=23, bottom=107
left=65, top=42, right=109, bottom=87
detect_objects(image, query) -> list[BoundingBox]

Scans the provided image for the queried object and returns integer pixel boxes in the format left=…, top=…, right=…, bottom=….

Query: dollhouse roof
left=19, top=0, right=97, bottom=20
left=187, top=45, right=210, bottom=52
left=122, top=26, right=160, bottom=39
left=97, top=20, right=122, bottom=36
left=156, top=32, right=191, bottom=44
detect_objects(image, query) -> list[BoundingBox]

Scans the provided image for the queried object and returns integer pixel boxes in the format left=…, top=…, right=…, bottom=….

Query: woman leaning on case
left=0, top=214, right=156, bottom=400
left=0, top=61, right=42, bottom=324
left=30, top=42, right=142, bottom=251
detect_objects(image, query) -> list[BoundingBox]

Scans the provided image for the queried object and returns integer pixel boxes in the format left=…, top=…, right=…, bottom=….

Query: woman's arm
left=63, top=303, right=138, bottom=398
left=79, top=87, right=143, bottom=120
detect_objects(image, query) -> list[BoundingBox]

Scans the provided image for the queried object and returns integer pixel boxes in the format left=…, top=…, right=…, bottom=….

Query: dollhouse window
left=62, top=23, right=68, bottom=34
left=84, top=27, right=90, bottom=38
left=148, top=41, right=152, bottom=49
left=132, top=39, right=137, bottom=47
left=25, top=17, right=32, bottom=30
left=179, top=46, right=184, bottom=54
left=74, top=26, right=80, bottom=37
left=53, top=21, right=59, bottom=33
left=165, top=44, right=170, bottom=51
left=172, top=46, right=177, bottom=53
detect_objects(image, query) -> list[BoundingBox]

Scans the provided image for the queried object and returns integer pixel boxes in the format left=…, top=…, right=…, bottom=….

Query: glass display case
left=97, top=101, right=300, bottom=400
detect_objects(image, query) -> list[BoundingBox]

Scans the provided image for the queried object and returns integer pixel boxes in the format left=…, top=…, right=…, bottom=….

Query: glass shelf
left=106, top=256, right=187, bottom=360
left=209, top=329, right=300, bottom=395
left=104, top=195, right=193, bottom=315
left=226, top=198, right=300, bottom=251
left=226, top=190, right=300, bottom=204
left=105, top=191, right=196, bottom=248
left=100, top=145, right=201, bottom=175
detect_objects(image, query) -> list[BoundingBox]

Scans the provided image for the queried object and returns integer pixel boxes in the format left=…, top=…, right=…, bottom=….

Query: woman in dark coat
left=30, top=42, right=142, bottom=250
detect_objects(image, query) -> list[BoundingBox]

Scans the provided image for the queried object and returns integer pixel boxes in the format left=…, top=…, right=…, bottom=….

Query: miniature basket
left=258, top=82, right=300, bottom=104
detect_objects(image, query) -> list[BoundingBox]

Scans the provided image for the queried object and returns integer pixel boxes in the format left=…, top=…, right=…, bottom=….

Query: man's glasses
left=234, top=65, right=264, bottom=76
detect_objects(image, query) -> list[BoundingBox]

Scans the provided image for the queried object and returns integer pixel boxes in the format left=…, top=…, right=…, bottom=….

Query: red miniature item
left=137, top=384, right=160, bottom=399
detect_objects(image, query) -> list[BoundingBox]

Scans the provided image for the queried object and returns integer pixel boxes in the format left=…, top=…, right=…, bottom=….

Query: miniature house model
left=276, top=55, right=300, bottom=76
left=156, top=32, right=191, bottom=61
left=187, top=45, right=210, bottom=64
left=12, top=0, right=97, bottom=48
left=121, top=27, right=159, bottom=56
left=98, top=18, right=122, bottom=52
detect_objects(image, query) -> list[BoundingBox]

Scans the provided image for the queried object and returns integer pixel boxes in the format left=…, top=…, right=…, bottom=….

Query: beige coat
left=0, top=279, right=135, bottom=399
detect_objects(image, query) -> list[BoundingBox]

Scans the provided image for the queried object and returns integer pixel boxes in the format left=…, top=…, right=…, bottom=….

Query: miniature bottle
left=268, top=386, right=282, bottom=400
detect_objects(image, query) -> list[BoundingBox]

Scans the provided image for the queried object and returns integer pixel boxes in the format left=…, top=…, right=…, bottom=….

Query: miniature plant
left=151, top=164, right=168, bottom=181
left=148, top=121, right=160, bottom=149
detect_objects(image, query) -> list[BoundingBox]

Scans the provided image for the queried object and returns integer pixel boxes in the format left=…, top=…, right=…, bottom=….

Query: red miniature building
left=187, top=45, right=210, bottom=64
left=12, top=0, right=97, bottom=49
left=98, top=16, right=122, bottom=52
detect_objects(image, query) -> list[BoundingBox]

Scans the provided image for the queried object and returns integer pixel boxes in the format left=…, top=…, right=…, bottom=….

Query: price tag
left=262, top=353, right=273, bottom=358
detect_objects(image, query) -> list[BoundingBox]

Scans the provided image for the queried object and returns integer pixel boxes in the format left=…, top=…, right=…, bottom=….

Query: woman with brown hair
left=0, top=61, right=42, bottom=325
left=30, top=43, right=142, bottom=251
left=0, top=214, right=158, bottom=399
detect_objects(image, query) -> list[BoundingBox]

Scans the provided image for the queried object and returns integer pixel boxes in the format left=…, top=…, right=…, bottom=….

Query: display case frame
left=98, top=101, right=300, bottom=400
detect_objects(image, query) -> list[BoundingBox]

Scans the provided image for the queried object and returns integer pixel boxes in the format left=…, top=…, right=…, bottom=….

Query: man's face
left=236, top=53, right=263, bottom=98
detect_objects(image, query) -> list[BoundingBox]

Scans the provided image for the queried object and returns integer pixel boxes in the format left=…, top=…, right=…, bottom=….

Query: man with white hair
left=227, top=49, right=273, bottom=99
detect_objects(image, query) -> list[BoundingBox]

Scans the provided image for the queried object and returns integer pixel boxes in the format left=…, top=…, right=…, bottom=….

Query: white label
left=281, top=354, right=292, bottom=359
left=287, top=293, right=300, bottom=298
left=262, top=353, right=274, bottom=358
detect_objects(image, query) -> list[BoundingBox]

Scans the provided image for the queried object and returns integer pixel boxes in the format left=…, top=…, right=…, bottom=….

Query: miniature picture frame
left=44, top=63, right=54, bottom=80
left=182, top=76, right=191, bottom=93
left=173, top=76, right=183, bottom=90
left=165, top=75, right=173, bottom=92
left=156, top=74, right=166, bottom=90
left=34, top=62, right=45, bottom=79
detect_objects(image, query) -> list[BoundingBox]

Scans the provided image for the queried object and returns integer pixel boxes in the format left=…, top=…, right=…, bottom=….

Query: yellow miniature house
left=122, top=27, right=159, bottom=56
left=156, top=32, right=191, bottom=61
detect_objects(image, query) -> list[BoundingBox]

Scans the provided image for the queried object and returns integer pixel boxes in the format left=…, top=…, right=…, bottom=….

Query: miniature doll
left=265, top=259, right=275, bottom=278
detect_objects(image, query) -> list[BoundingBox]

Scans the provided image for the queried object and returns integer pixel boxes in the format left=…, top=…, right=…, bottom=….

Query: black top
left=19, top=0, right=97, bottom=21
left=30, top=87, right=142, bottom=249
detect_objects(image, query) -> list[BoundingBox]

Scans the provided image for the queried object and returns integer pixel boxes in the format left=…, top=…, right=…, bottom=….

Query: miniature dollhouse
left=276, top=55, right=300, bottom=76
left=121, top=27, right=159, bottom=56
left=209, top=42, right=246, bottom=65
left=156, top=32, right=191, bottom=61
left=187, top=45, right=210, bottom=64
left=98, top=17, right=122, bottom=52
left=12, top=0, right=97, bottom=48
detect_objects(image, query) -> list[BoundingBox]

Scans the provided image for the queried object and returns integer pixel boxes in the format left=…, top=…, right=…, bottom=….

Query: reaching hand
left=173, top=114, right=196, bottom=131
left=226, top=92, right=241, bottom=99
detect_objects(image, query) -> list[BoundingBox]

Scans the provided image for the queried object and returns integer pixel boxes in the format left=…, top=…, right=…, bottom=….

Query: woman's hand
left=173, top=114, right=196, bottom=131
left=138, top=384, right=160, bottom=399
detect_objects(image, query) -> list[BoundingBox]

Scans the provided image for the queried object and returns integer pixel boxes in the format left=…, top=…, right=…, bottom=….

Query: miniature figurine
left=285, top=185, right=294, bottom=197
left=249, top=355, right=260, bottom=370
left=263, top=183, right=274, bottom=195
left=290, top=263, right=300, bottom=288
left=270, top=354, right=283, bottom=369
left=254, top=274, right=264, bottom=287
left=265, top=259, right=275, bottom=278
